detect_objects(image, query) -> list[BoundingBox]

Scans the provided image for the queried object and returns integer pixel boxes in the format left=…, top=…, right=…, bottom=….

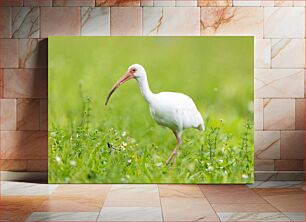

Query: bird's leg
left=166, top=131, right=182, bottom=165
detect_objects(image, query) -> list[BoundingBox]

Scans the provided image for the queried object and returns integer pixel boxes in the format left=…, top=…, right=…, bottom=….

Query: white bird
left=105, top=64, right=204, bottom=164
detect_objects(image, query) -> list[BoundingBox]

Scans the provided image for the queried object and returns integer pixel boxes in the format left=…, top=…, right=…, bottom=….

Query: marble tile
left=260, top=0, right=274, bottom=6
left=26, top=212, right=99, bottom=221
left=0, top=196, right=47, bottom=221
left=53, top=0, right=95, bottom=6
left=40, top=99, right=47, bottom=130
left=200, top=7, right=263, bottom=38
left=24, top=0, right=52, bottom=6
left=81, top=7, right=110, bottom=36
left=212, top=203, right=278, bottom=212
left=280, top=131, right=305, bottom=159
left=98, top=207, right=163, bottom=221
left=0, top=131, right=47, bottom=159
left=17, top=99, right=40, bottom=130
left=141, top=0, right=154, bottom=6
left=200, top=185, right=266, bottom=204
left=12, top=7, right=39, bottom=38
left=143, top=7, right=200, bottom=36
left=293, top=0, right=305, bottom=6
left=27, top=159, right=48, bottom=171
left=110, top=7, right=142, bottom=36
left=254, top=159, right=274, bottom=171
left=96, top=0, right=140, bottom=6
left=0, top=39, right=18, bottom=68
left=283, top=212, right=305, bottom=221
left=0, top=0, right=22, bottom=6
left=274, top=0, right=293, bottom=6
left=154, top=0, right=176, bottom=6
left=295, top=99, right=305, bottom=130
left=1, top=181, right=58, bottom=196
left=0, top=7, right=11, bottom=38
left=217, top=212, right=291, bottom=221
left=41, top=7, right=80, bottom=38
left=272, top=39, right=305, bottom=68
left=19, top=39, right=48, bottom=68
left=161, top=197, right=219, bottom=221
left=255, top=69, right=304, bottom=98
left=233, top=0, right=260, bottom=6
left=249, top=181, right=304, bottom=189
left=275, top=160, right=304, bottom=171
left=254, top=99, right=263, bottom=130
left=0, top=159, right=27, bottom=171
left=263, top=99, right=295, bottom=130
left=0, top=99, right=17, bottom=130
left=254, top=131, right=280, bottom=160
left=264, top=7, right=305, bottom=38
left=198, top=0, right=232, bottom=6
left=255, top=171, right=304, bottom=181
left=255, top=39, right=271, bottom=68
left=103, top=184, right=160, bottom=207
left=3, top=69, right=48, bottom=98
left=0, top=69, right=3, bottom=98
left=176, top=0, right=197, bottom=6
left=158, top=184, right=204, bottom=198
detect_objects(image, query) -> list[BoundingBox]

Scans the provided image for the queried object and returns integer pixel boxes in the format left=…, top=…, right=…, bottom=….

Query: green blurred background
left=48, top=37, right=254, bottom=183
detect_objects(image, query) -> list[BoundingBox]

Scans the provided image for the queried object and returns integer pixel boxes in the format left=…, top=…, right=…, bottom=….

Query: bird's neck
left=136, top=76, right=153, bottom=104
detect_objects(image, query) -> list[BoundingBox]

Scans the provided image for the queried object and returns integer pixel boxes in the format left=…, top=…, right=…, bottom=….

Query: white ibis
left=105, top=64, right=204, bottom=164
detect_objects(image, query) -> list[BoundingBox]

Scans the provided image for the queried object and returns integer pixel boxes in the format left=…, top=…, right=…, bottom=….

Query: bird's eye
left=132, top=68, right=136, bottom=72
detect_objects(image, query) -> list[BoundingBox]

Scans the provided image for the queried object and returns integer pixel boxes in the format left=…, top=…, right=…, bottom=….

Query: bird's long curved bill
left=105, top=71, right=133, bottom=106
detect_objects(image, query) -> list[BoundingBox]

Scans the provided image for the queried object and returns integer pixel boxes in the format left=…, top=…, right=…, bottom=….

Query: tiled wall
left=0, top=0, right=305, bottom=180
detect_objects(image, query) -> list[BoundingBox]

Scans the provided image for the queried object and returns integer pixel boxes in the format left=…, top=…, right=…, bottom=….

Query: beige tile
left=3, top=69, right=47, bottom=98
left=255, top=131, right=280, bottom=160
left=261, top=0, right=274, bottom=6
left=176, top=0, right=197, bottom=6
left=263, top=99, right=295, bottom=130
left=40, top=99, right=47, bottom=130
left=53, top=0, right=95, bottom=6
left=0, top=159, right=27, bottom=171
left=280, top=131, right=304, bottom=159
left=96, top=0, right=140, bottom=6
left=293, top=0, right=305, bottom=6
left=255, top=39, right=271, bottom=68
left=27, top=159, right=48, bottom=171
left=295, top=99, right=305, bottom=130
left=264, top=7, right=305, bottom=38
left=200, top=7, right=263, bottom=38
left=0, top=131, right=47, bottom=159
left=198, top=0, right=232, bottom=6
left=0, top=39, right=18, bottom=68
left=254, top=159, right=274, bottom=171
left=161, top=197, right=219, bottom=221
left=254, top=99, right=263, bottom=130
left=141, top=0, right=153, bottom=6
left=0, top=7, right=11, bottom=38
left=103, top=184, right=160, bottom=207
left=200, top=185, right=266, bottom=204
left=0, top=69, right=2, bottom=98
left=19, top=39, right=47, bottom=68
left=41, top=7, right=80, bottom=38
left=23, top=0, right=52, bottom=6
left=304, top=70, right=306, bottom=98
left=111, top=7, right=142, bottom=36
left=158, top=185, right=204, bottom=198
left=12, top=7, right=39, bottom=38
left=274, top=0, right=293, bottom=6
left=217, top=212, right=291, bottom=221
left=81, top=7, right=110, bottom=36
left=0, top=99, right=16, bottom=130
left=272, top=39, right=305, bottom=68
left=143, top=7, right=200, bottom=36
left=17, top=99, right=40, bottom=130
left=255, top=69, right=304, bottom=98
left=212, top=203, right=278, bottom=212
left=154, top=0, right=175, bottom=6
left=53, top=184, right=111, bottom=198
left=233, top=0, right=260, bottom=6
left=275, top=160, right=304, bottom=171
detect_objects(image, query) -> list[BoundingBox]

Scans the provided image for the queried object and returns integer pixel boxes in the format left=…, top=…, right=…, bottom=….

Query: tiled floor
left=0, top=181, right=305, bottom=222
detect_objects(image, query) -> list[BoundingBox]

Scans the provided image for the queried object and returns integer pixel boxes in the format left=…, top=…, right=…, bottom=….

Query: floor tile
left=217, top=212, right=291, bottom=221
left=0, top=196, right=47, bottom=221
left=1, top=181, right=58, bottom=196
left=212, top=203, right=278, bottom=212
left=98, top=207, right=163, bottom=221
left=25, top=212, right=99, bottom=221
left=158, top=185, right=204, bottom=198
left=52, top=184, right=111, bottom=198
left=103, top=184, right=160, bottom=207
left=161, top=197, right=219, bottom=221
left=248, top=181, right=304, bottom=189
left=283, top=212, right=305, bottom=221
left=200, top=185, right=266, bottom=204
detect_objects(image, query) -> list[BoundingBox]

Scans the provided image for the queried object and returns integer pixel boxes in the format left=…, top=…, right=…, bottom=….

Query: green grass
left=48, top=36, right=254, bottom=183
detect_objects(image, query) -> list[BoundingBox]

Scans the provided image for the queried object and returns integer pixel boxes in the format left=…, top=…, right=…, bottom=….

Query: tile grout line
left=157, top=184, right=165, bottom=222
left=95, top=184, right=112, bottom=221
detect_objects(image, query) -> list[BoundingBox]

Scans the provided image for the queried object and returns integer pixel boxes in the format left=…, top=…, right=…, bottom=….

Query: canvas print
left=48, top=36, right=254, bottom=184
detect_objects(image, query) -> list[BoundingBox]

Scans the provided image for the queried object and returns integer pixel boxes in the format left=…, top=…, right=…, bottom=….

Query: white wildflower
left=70, top=160, right=76, bottom=167
left=55, top=156, right=61, bottom=164
left=242, top=174, right=249, bottom=179
left=207, top=166, right=214, bottom=172
left=127, top=159, right=132, bottom=164
left=156, top=162, right=163, bottom=167
left=121, top=131, right=126, bottom=137
left=218, top=159, right=223, bottom=163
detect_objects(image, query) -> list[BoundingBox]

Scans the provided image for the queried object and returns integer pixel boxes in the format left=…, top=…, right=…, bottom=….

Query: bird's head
left=105, top=64, right=146, bottom=105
